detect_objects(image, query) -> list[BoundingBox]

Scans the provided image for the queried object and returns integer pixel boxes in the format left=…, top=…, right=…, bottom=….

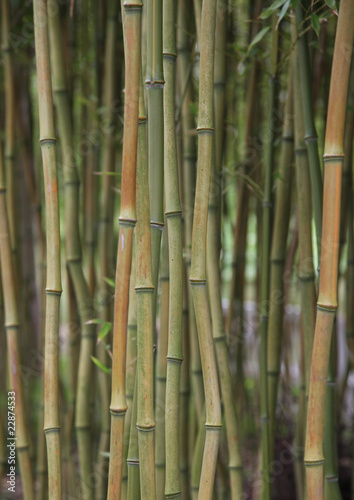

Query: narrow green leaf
left=104, top=277, right=116, bottom=288
left=311, top=14, right=320, bottom=37
left=259, top=0, right=287, bottom=18
left=276, top=0, right=291, bottom=27
left=91, top=356, right=112, bottom=374
left=248, top=27, right=270, bottom=51
left=98, top=322, right=112, bottom=341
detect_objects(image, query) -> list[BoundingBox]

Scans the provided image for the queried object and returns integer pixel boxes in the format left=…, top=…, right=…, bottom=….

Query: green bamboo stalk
left=107, top=1, right=142, bottom=497
left=135, top=64, right=156, bottom=500
left=47, top=8, right=97, bottom=498
left=33, top=0, right=63, bottom=497
left=146, top=0, right=164, bottom=332
left=127, top=376, right=141, bottom=500
left=96, top=3, right=118, bottom=492
left=191, top=409, right=206, bottom=500
left=295, top=2, right=323, bottom=254
left=0, top=141, right=35, bottom=500
left=122, top=246, right=137, bottom=498
left=176, top=0, right=204, bottom=422
left=155, top=229, right=169, bottom=499
left=180, top=278, right=190, bottom=500
left=207, top=1, right=243, bottom=498
left=293, top=28, right=317, bottom=406
left=304, top=1, right=354, bottom=496
left=190, top=0, right=221, bottom=498
left=259, top=14, right=279, bottom=499
left=266, top=70, right=294, bottom=460
left=163, top=0, right=184, bottom=495
left=1, top=0, right=17, bottom=275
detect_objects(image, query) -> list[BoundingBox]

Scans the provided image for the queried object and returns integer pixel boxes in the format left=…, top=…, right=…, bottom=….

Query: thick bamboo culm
left=304, top=1, right=354, bottom=497
left=259, top=14, right=278, bottom=499
left=146, top=0, right=164, bottom=331
left=189, top=0, right=221, bottom=498
left=295, top=2, right=323, bottom=253
left=135, top=64, right=156, bottom=500
left=33, top=0, right=62, bottom=498
left=163, top=0, right=184, bottom=496
left=47, top=6, right=96, bottom=499
left=96, top=3, right=118, bottom=494
left=266, top=69, right=294, bottom=461
left=107, top=1, right=142, bottom=498
left=206, top=0, right=243, bottom=497
left=0, top=140, right=34, bottom=500
left=176, top=0, right=204, bottom=423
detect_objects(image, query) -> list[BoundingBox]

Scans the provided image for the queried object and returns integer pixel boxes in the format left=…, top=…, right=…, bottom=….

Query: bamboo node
left=326, top=476, right=339, bottom=482
left=165, top=492, right=181, bottom=498
left=126, top=460, right=139, bottom=466
left=323, top=153, right=345, bottom=162
left=135, top=285, right=154, bottom=293
left=119, top=217, right=137, bottom=227
left=45, top=288, right=63, bottom=296
left=44, top=427, right=60, bottom=433
left=305, top=135, right=318, bottom=143
left=110, top=408, right=127, bottom=415
left=196, top=127, right=214, bottom=134
left=205, top=424, right=222, bottom=430
left=229, top=465, right=243, bottom=471
left=39, top=137, right=57, bottom=145
left=165, top=210, right=182, bottom=218
left=316, top=303, right=337, bottom=313
left=163, top=51, right=177, bottom=59
left=166, top=356, right=183, bottom=364
left=136, top=423, right=156, bottom=432
left=150, top=220, right=164, bottom=230
left=214, top=335, right=226, bottom=343
left=189, top=278, right=206, bottom=285
left=304, top=459, right=325, bottom=466
left=282, top=135, right=294, bottom=142
left=298, top=274, right=315, bottom=282
left=5, top=323, right=20, bottom=329
left=123, top=2, right=143, bottom=9
left=294, top=147, right=307, bottom=155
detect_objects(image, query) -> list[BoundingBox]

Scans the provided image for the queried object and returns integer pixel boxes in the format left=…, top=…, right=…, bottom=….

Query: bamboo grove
left=0, top=0, right=353, bottom=499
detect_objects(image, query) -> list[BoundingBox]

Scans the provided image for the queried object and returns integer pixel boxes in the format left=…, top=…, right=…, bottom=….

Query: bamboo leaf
left=248, top=27, right=270, bottom=51
left=276, top=0, right=291, bottom=27
left=311, top=14, right=320, bottom=37
left=91, top=356, right=112, bottom=374
left=98, top=322, right=112, bottom=341
left=104, top=277, right=116, bottom=288
left=324, top=0, right=336, bottom=9
left=259, top=0, right=287, bottom=19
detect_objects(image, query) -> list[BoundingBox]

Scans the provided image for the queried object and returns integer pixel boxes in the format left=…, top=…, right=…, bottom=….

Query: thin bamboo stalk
left=163, top=0, right=184, bottom=495
left=295, top=2, right=323, bottom=253
left=96, top=2, right=118, bottom=492
left=190, top=0, right=221, bottom=498
left=127, top=376, right=141, bottom=500
left=0, top=142, right=35, bottom=500
left=135, top=66, right=156, bottom=500
left=48, top=8, right=96, bottom=498
left=146, top=0, right=164, bottom=334
left=304, top=1, right=354, bottom=497
left=107, top=1, right=141, bottom=497
left=176, top=0, right=204, bottom=422
left=266, top=70, right=294, bottom=460
left=259, top=14, right=278, bottom=499
left=180, top=277, right=190, bottom=499
left=155, top=229, right=169, bottom=499
left=33, top=0, right=63, bottom=497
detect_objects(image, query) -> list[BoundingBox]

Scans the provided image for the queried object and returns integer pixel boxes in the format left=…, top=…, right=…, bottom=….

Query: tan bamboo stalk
left=163, top=0, right=184, bottom=495
left=293, top=34, right=317, bottom=403
left=155, top=229, right=169, bottom=499
left=135, top=67, right=156, bottom=500
left=127, top=376, right=141, bottom=500
left=1, top=0, right=17, bottom=275
left=176, top=0, right=204, bottom=422
left=47, top=8, right=97, bottom=498
left=96, top=2, right=117, bottom=491
left=266, top=71, right=294, bottom=459
left=304, top=1, right=354, bottom=497
left=122, top=246, right=137, bottom=498
left=190, top=0, right=221, bottom=498
left=33, top=0, right=63, bottom=497
left=107, top=1, right=142, bottom=497
left=191, top=409, right=206, bottom=500
left=180, top=276, right=190, bottom=499
left=0, top=141, right=35, bottom=500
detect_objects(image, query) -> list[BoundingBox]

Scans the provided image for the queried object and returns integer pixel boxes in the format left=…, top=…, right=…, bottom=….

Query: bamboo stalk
left=176, top=0, right=204, bottom=422
left=163, top=0, right=184, bottom=495
left=190, top=0, right=221, bottom=498
left=32, top=0, right=63, bottom=497
left=266, top=70, right=294, bottom=460
left=295, top=2, right=323, bottom=253
left=135, top=65, right=156, bottom=500
left=96, top=2, right=118, bottom=492
left=304, top=1, right=354, bottom=497
left=48, top=7, right=97, bottom=498
left=180, top=277, right=190, bottom=500
left=0, top=136, right=35, bottom=500
left=155, top=229, right=169, bottom=499
left=107, top=1, right=142, bottom=497
left=127, top=376, right=141, bottom=500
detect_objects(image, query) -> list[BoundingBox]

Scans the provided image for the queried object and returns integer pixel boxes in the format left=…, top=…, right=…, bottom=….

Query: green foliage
left=91, top=356, right=112, bottom=374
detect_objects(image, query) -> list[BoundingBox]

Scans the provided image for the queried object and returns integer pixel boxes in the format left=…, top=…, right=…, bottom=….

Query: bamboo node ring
left=135, top=285, right=154, bottom=293
left=136, top=424, right=156, bottom=432
left=39, top=137, right=57, bottom=145
left=44, top=427, right=60, bottom=433
left=189, top=278, right=207, bottom=285
left=196, top=127, right=214, bottom=134
left=45, top=288, right=63, bottom=296
left=323, top=153, right=345, bottom=162
left=109, top=408, right=127, bottom=415
left=165, top=209, right=182, bottom=217
left=316, top=303, right=337, bottom=312
left=166, top=356, right=183, bottom=364
left=119, top=217, right=137, bottom=226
